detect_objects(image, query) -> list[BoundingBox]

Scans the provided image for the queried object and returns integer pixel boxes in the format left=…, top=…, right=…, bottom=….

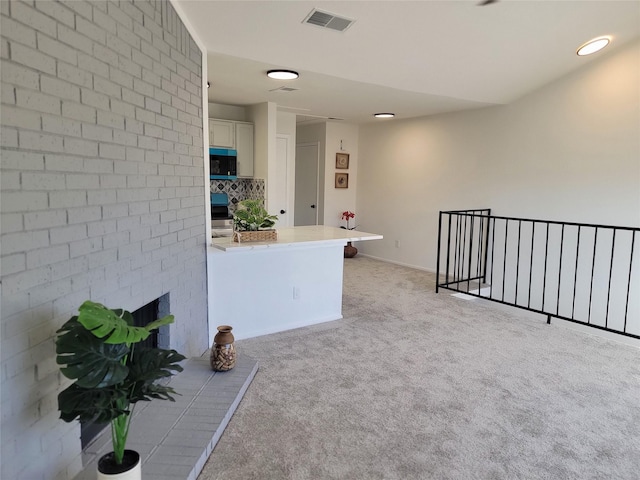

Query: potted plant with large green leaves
left=232, top=199, right=278, bottom=243
left=55, top=300, right=186, bottom=479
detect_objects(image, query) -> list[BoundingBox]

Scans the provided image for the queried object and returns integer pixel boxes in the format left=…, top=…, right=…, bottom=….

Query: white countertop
left=210, top=225, right=383, bottom=252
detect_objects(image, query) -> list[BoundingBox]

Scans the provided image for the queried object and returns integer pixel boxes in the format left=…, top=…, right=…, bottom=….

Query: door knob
left=311, top=204, right=316, bottom=209
left=280, top=210, right=286, bottom=214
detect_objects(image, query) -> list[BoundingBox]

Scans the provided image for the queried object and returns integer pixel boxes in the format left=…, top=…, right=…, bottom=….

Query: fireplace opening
left=80, top=295, right=170, bottom=449
left=133, top=298, right=159, bottom=349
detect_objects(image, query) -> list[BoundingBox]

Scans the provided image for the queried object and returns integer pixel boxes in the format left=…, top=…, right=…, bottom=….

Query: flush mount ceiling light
left=577, top=36, right=610, bottom=56
left=374, top=113, right=395, bottom=118
left=267, top=70, right=299, bottom=80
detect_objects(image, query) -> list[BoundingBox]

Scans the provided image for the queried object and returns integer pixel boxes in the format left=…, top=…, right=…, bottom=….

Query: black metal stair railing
left=436, top=209, right=640, bottom=339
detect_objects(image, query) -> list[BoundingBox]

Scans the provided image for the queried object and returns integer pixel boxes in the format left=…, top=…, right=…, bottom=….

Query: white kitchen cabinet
left=235, top=122, right=254, bottom=177
left=209, top=119, right=235, bottom=148
left=209, top=118, right=254, bottom=177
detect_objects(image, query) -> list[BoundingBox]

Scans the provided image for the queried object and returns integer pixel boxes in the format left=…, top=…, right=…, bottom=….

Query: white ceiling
left=175, top=0, right=640, bottom=124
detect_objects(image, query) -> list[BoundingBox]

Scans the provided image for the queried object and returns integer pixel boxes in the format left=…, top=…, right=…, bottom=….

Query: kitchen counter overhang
left=206, top=226, right=383, bottom=342
left=209, top=225, right=382, bottom=252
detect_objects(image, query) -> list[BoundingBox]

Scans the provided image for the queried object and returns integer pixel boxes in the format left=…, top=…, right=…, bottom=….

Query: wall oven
left=210, top=148, right=237, bottom=180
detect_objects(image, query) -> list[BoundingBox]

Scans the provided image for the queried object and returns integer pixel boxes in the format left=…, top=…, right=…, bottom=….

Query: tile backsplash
left=210, top=178, right=266, bottom=212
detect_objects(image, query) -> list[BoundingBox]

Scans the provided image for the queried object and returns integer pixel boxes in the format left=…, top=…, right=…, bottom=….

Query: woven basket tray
left=233, top=229, right=278, bottom=243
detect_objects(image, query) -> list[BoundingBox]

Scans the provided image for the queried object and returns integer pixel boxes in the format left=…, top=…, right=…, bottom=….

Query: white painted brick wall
left=1, top=0, right=206, bottom=478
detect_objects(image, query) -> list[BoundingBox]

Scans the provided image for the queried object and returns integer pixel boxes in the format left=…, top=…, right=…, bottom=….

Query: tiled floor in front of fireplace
left=73, top=355, right=258, bottom=480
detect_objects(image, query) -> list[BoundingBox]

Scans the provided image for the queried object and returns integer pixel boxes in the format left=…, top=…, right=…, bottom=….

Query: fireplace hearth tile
left=73, top=355, right=258, bottom=480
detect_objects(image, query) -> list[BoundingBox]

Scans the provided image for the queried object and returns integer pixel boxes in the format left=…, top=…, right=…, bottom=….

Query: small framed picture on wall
left=335, top=173, right=349, bottom=188
left=336, top=153, right=350, bottom=169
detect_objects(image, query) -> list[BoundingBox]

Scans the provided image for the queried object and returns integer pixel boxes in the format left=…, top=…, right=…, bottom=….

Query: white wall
left=247, top=103, right=277, bottom=210
left=485, top=38, right=640, bottom=225
left=357, top=39, right=640, bottom=271
left=325, top=122, right=359, bottom=227
left=296, top=121, right=360, bottom=227
left=208, top=102, right=248, bottom=122
left=277, top=110, right=297, bottom=137
left=246, top=102, right=273, bottom=181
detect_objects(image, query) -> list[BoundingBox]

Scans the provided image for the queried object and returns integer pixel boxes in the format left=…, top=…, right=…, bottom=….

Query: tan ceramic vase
left=210, top=325, right=236, bottom=371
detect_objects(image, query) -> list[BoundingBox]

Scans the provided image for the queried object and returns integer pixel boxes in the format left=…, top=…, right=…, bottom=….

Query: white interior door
left=295, top=143, right=319, bottom=226
left=274, top=135, right=292, bottom=227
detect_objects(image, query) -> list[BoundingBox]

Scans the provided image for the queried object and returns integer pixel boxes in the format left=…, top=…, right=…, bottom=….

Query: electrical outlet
left=395, top=240, right=400, bottom=248
left=293, top=287, right=300, bottom=299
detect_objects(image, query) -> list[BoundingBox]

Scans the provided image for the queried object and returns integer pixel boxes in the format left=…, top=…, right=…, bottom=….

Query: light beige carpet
left=197, top=256, right=640, bottom=480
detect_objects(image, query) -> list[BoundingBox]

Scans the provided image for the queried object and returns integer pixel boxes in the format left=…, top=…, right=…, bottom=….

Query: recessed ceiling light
left=374, top=113, right=395, bottom=118
left=267, top=70, right=299, bottom=80
left=577, top=37, right=610, bottom=56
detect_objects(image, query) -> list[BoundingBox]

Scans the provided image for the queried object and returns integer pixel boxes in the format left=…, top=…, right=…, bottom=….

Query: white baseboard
left=234, top=314, right=343, bottom=341
left=358, top=253, right=436, bottom=274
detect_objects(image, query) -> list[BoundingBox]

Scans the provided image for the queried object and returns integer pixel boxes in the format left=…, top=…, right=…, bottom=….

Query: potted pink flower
left=341, top=210, right=356, bottom=230
left=340, top=211, right=358, bottom=257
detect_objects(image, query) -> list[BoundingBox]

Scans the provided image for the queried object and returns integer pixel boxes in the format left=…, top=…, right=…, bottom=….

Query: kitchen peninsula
left=207, top=226, right=383, bottom=342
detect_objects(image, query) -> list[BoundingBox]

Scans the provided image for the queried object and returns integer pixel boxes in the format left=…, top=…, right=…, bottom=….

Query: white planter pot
left=97, top=450, right=141, bottom=480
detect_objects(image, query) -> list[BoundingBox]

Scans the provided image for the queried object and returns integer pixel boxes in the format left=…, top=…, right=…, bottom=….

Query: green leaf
left=135, top=383, right=181, bottom=402
left=77, top=301, right=152, bottom=345
left=127, top=347, right=185, bottom=403
left=58, top=383, right=129, bottom=424
left=143, top=314, right=175, bottom=332
left=56, top=318, right=129, bottom=388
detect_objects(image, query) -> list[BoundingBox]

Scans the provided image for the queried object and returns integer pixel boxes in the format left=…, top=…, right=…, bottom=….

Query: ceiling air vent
left=303, top=9, right=354, bottom=32
left=269, top=86, right=299, bottom=93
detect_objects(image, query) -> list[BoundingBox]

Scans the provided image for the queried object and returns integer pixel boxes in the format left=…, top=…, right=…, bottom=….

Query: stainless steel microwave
left=210, top=148, right=237, bottom=180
